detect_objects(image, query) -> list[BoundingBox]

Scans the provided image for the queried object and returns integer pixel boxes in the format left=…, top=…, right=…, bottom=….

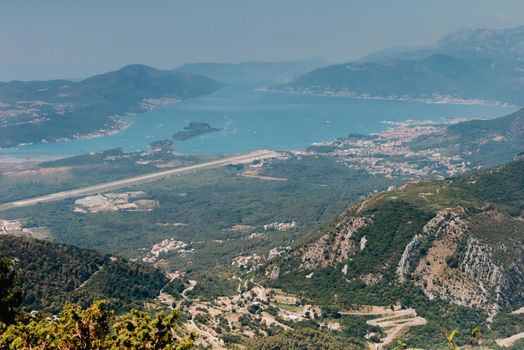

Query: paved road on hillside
left=0, top=150, right=280, bottom=211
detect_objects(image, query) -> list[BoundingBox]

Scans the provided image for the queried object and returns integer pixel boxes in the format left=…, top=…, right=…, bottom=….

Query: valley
left=2, top=8, right=524, bottom=349
left=0, top=149, right=281, bottom=211
left=1, top=109, right=523, bottom=348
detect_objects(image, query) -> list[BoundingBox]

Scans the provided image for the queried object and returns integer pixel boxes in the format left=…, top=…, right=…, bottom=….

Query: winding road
left=341, top=306, right=427, bottom=350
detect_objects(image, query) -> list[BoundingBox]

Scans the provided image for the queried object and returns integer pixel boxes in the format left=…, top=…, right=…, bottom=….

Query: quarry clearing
left=0, top=218, right=51, bottom=240
left=74, top=191, right=158, bottom=213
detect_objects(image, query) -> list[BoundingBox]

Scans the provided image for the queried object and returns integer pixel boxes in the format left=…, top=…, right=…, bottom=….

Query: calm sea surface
left=1, top=84, right=517, bottom=159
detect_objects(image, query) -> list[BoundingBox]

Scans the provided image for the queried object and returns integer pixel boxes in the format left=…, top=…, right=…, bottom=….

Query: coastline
left=0, top=153, right=72, bottom=164
left=258, top=87, right=513, bottom=107
left=0, top=118, right=465, bottom=165
left=0, top=90, right=515, bottom=163
left=0, top=98, right=183, bottom=161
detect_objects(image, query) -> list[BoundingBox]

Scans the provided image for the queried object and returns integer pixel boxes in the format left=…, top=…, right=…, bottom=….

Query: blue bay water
left=1, top=85, right=517, bottom=159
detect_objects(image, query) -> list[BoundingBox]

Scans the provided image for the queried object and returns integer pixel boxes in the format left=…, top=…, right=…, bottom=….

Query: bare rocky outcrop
left=406, top=209, right=513, bottom=315
left=396, top=209, right=466, bottom=282
left=360, top=273, right=383, bottom=286
left=396, top=232, right=425, bottom=283
left=459, top=237, right=501, bottom=285
left=266, top=266, right=280, bottom=280
left=299, top=216, right=371, bottom=270
left=498, top=260, right=524, bottom=310
left=393, top=205, right=524, bottom=315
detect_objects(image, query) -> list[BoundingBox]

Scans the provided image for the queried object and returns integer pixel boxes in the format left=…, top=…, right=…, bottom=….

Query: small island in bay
left=172, top=122, right=221, bottom=141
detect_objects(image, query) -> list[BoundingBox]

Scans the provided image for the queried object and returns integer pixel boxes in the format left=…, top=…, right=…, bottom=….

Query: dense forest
left=0, top=236, right=168, bottom=313
left=0, top=240, right=195, bottom=349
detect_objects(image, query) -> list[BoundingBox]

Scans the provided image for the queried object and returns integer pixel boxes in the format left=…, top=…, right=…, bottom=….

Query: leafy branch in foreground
left=0, top=301, right=195, bottom=350
left=392, top=339, right=407, bottom=350
left=446, top=329, right=459, bottom=350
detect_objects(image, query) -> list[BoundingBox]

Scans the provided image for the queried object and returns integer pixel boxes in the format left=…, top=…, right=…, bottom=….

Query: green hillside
left=265, top=157, right=524, bottom=348
left=0, top=64, right=224, bottom=148
left=412, top=107, right=524, bottom=166
left=284, top=54, right=524, bottom=105
left=0, top=235, right=168, bottom=313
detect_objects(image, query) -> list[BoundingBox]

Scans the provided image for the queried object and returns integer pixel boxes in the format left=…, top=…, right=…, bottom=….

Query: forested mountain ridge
left=281, top=24, right=524, bottom=106
left=176, top=59, right=329, bottom=84
left=0, top=235, right=168, bottom=313
left=282, top=54, right=524, bottom=105
left=262, top=156, right=524, bottom=346
left=0, top=64, right=224, bottom=148
left=411, top=106, right=524, bottom=166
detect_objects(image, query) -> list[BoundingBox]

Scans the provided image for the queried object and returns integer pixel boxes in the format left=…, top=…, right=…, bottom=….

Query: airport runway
left=0, top=150, right=281, bottom=211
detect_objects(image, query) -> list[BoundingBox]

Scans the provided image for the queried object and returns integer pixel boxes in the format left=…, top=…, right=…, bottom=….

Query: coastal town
left=305, top=119, right=472, bottom=179
left=266, top=85, right=510, bottom=106
left=0, top=100, right=72, bottom=129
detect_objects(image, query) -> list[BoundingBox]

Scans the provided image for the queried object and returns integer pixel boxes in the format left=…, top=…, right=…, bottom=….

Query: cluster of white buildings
left=263, top=221, right=297, bottom=231
left=311, top=122, right=471, bottom=178
left=143, top=238, right=193, bottom=263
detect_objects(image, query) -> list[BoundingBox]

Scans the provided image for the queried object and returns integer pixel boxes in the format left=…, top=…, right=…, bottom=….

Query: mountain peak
left=437, top=24, right=524, bottom=60
left=117, top=64, right=158, bottom=74
left=92, top=64, right=160, bottom=80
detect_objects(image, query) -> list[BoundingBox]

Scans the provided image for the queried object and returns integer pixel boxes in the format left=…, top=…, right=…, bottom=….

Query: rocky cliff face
left=292, top=201, right=523, bottom=315
left=299, top=215, right=372, bottom=270
left=271, top=159, right=524, bottom=317
left=414, top=232, right=500, bottom=315
left=396, top=209, right=467, bottom=283
left=498, top=260, right=524, bottom=309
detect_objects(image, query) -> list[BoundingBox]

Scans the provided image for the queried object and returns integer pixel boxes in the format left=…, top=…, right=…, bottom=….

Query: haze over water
left=1, top=84, right=516, bottom=159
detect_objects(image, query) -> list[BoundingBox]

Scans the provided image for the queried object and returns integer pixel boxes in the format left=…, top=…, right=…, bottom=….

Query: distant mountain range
left=3, top=24, right=524, bottom=149
left=0, top=64, right=224, bottom=148
left=283, top=24, right=524, bottom=106
left=286, top=54, right=524, bottom=105
left=361, top=24, right=524, bottom=63
left=176, top=59, right=330, bottom=84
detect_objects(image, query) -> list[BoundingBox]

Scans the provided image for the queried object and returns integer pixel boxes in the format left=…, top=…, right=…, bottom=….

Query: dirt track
left=497, top=332, right=524, bottom=348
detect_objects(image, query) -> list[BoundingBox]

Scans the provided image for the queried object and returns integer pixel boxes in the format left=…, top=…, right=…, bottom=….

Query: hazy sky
left=1, top=0, right=524, bottom=81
